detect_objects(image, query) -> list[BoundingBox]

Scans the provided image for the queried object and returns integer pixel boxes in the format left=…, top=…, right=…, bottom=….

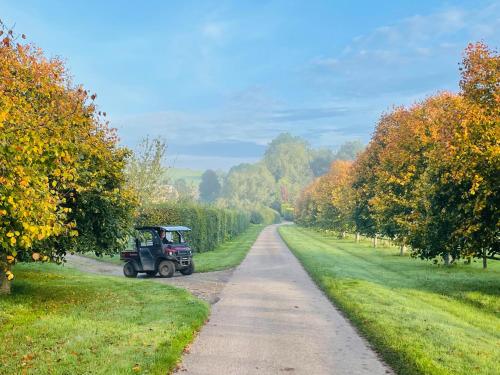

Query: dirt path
left=178, top=224, right=393, bottom=375
left=65, top=254, right=232, bottom=304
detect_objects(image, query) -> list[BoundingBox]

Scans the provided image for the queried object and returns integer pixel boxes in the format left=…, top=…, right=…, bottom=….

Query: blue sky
left=2, top=1, right=499, bottom=169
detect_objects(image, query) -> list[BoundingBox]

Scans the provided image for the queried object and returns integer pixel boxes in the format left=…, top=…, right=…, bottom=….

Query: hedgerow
left=136, top=203, right=251, bottom=253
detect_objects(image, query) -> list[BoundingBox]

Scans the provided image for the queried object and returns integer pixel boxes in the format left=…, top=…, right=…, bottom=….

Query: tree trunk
left=483, top=249, right=487, bottom=269
left=443, top=253, right=450, bottom=266
left=342, top=231, right=346, bottom=239
left=399, top=245, right=405, bottom=256
left=355, top=232, right=360, bottom=243
left=373, top=236, right=378, bottom=248
left=0, top=268, right=11, bottom=295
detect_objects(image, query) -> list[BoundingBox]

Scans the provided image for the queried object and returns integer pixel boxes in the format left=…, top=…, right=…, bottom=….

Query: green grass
left=194, top=224, right=264, bottom=272
left=167, top=168, right=203, bottom=184
left=0, top=263, right=209, bottom=375
left=83, top=224, right=264, bottom=273
left=278, top=225, right=500, bottom=375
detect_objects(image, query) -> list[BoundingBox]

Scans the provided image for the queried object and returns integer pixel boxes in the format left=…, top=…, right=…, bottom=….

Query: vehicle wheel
left=158, top=260, right=175, bottom=278
left=180, top=262, right=195, bottom=276
left=145, top=271, right=157, bottom=277
left=123, top=262, right=138, bottom=278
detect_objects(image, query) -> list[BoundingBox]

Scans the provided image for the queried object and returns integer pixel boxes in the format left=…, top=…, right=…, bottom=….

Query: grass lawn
left=194, top=224, right=264, bottom=272
left=279, top=225, right=500, bottom=375
left=0, top=263, right=209, bottom=375
left=82, top=224, right=264, bottom=273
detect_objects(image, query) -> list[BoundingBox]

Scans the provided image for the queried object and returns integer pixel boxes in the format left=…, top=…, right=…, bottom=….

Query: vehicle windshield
left=164, top=231, right=185, bottom=244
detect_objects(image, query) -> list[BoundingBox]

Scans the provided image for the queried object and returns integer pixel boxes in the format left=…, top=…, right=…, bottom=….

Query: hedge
left=250, top=206, right=281, bottom=225
left=136, top=203, right=251, bottom=253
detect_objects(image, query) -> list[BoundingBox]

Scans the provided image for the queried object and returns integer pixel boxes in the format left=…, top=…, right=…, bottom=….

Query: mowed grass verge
left=194, top=224, right=264, bottom=272
left=82, top=224, right=264, bottom=273
left=278, top=225, right=500, bottom=375
left=0, top=263, right=209, bottom=375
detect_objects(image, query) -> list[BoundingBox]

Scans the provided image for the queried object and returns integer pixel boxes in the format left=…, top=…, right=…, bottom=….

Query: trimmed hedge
left=250, top=206, right=281, bottom=225
left=136, top=203, right=251, bottom=253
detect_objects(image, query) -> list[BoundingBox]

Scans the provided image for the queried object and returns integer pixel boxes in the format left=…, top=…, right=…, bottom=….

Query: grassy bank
left=279, top=225, right=500, bottom=375
left=83, top=224, right=264, bottom=273
left=0, top=263, right=209, bottom=375
left=194, top=224, right=263, bottom=272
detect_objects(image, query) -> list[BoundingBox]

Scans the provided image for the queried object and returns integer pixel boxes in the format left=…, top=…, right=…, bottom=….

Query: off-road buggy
left=120, top=226, right=194, bottom=278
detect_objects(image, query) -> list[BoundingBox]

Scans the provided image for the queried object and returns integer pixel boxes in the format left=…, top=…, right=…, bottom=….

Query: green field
left=167, top=168, right=203, bottom=184
left=0, top=263, right=209, bottom=375
left=279, top=225, right=500, bottom=375
left=83, top=224, right=264, bottom=273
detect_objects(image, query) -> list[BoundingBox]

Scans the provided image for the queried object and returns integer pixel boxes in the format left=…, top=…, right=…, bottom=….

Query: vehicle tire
left=145, top=271, right=157, bottom=277
left=180, top=261, right=195, bottom=276
left=158, top=260, right=175, bottom=278
left=123, top=262, right=138, bottom=278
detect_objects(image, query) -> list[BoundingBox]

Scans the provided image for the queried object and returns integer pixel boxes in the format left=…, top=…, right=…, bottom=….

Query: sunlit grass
left=194, top=224, right=264, bottom=272
left=0, top=263, right=209, bottom=374
left=279, top=225, right=500, bottom=375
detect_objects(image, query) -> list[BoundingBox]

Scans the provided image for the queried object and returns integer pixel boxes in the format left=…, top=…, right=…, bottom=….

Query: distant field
left=167, top=168, right=203, bottom=184
left=279, top=225, right=500, bottom=375
left=0, top=263, right=208, bottom=375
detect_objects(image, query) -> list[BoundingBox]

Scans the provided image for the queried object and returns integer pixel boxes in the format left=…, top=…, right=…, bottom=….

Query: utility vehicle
left=120, top=226, right=194, bottom=278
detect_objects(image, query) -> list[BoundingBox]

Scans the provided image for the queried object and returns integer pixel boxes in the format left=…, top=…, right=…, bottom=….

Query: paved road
left=179, top=224, right=393, bottom=375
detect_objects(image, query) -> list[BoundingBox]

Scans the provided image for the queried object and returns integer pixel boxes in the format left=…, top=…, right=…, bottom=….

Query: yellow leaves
left=32, top=252, right=40, bottom=261
left=6, top=271, right=14, bottom=281
left=10, top=237, right=16, bottom=245
left=132, top=364, right=141, bottom=373
left=6, top=255, right=15, bottom=263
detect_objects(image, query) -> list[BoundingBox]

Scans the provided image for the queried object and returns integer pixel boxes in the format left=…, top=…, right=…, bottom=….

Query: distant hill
left=167, top=168, right=203, bottom=184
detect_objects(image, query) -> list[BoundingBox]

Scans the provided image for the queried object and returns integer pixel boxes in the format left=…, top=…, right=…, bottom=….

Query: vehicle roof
left=136, top=225, right=191, bottom=232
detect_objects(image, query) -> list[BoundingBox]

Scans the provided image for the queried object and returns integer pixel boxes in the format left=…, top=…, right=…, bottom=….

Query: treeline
left=0, top=25, right=138, bottom=292
left=296, top=42, right=499, bottom=268
left=136, top=204, right=251, bottom=253
left=198, top=134, right=363, bottom=218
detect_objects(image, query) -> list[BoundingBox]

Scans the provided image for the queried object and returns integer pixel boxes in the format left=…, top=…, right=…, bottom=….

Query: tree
left=125, top=136, right=167, bottom=206
left=295, top=160, right=354, bottom=233
left=0, top=25, right=136, bottom=293
left=310, top=148, right=335, bottom=177
left=264, top=133, right=313, bottom=203
left=174, top=178, right=198, bottom=201
left=199, top=169, right=221, bottom=203
left=222, top=163, right=276, bottom=207
left=335, top=140, right=364, bottom=161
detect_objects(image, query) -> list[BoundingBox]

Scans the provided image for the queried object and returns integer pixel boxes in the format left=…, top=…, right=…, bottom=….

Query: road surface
left=179, top=224, right=393, bottom=375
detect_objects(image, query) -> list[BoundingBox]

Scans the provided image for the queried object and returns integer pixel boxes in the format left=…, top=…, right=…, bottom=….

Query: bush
left=137, top=203, right=251, bottom=253
left=250, top=206, right=281, bottom=225
left=281, top=203, right=295, bottom=221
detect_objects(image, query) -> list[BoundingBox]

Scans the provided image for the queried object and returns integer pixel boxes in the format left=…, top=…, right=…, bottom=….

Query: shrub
left=136, top=203, right=250, bottom=253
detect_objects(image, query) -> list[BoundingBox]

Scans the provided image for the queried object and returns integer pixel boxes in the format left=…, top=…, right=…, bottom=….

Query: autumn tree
left=0, top=25, right=136, bottom=293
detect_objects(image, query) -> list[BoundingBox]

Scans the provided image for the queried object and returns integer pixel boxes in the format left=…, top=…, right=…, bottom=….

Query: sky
left=1, top=1, right=499, bottom=170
